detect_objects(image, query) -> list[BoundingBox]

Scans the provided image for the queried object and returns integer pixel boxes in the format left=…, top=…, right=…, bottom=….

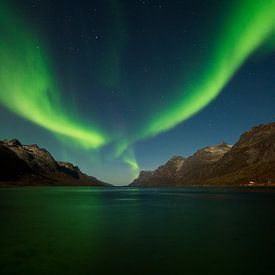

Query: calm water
left=0, top=187, right=275, bottom=275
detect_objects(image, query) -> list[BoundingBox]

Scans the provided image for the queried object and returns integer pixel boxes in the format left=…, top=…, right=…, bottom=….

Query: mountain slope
left=0, top=141, right=33, bottom=181
left=131, top=123, right=275, bottom=186
left=0, top=139, right=109, bottom=186
left=131, top=156, right=186, bottom=186
left=205, top=123, right=275, bottom=184
left=131, top=143, right=231, bottom=186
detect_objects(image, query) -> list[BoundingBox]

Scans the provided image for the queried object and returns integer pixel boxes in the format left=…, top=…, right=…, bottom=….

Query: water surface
left=0, top=187, right=274, bottom=274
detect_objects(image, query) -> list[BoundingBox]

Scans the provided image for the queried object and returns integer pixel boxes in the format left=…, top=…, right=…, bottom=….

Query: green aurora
left=0, top=0, right=275, bottom=174
left=0, top=1, right=107, bottom=149
left=118, top=0, right=275, bottom=171
left=140, top=0, right=275, bottom=139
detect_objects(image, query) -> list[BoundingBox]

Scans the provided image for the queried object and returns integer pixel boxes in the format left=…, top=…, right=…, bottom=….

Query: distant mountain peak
left=130, top=122, right=275, bottom=186
left=4, top=139, right=22, bottom=147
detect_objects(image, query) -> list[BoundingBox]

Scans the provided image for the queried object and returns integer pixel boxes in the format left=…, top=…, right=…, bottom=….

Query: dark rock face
left=175, top=143, right=232, bottom=184
left=130, top=123, right=275, bottom=186
left=0, top=142, right=33, bottom=181
left=131, top=144, right=231, bottom=186
left=131, top=156, right=186, bottom=186
left=205, top=123, right=275, bottom=184
left=0, top=140, right=109, bottom=186
left=58, top=162, right=80, bottom=179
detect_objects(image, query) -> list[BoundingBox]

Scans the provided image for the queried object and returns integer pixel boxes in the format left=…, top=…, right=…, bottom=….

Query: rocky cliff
left=131, top=156, right=186, bottom=186
left=131, top=123, right=275, bottom=186
left=0, top=139, right=109, bottom=186
left=204, top=123, right=275, bottom=185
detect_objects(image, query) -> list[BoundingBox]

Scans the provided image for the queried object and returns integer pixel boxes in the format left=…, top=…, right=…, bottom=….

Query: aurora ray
left=0, top=1, right=107, bottom=149
left=139, top=0, right=275, bottom=140
left=121, top=147, right=140, bottom=179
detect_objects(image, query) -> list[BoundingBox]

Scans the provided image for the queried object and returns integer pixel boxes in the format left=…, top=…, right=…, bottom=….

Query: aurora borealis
left=139, top=0, right=275, bottom=140
left=0, top=1, right=107, bottom=149
left=0, top=0, right=275, bottom=184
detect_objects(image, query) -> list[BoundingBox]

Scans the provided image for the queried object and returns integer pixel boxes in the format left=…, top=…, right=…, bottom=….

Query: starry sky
left=0, top=0, right=275, bottom=185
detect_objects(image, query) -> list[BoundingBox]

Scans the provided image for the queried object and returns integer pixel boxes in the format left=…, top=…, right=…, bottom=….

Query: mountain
left=131, top=143, right=231, bottom=186
left=204, top=123, right=275, bottom=185
left=0, top=139, right=110, bottom=186
left=131, top=156, right=186, bottom=186
left=131, top=123, right=275, bottom=186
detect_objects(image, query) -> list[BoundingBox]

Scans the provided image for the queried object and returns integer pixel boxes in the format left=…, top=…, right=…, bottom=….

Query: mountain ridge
left=0, top=139, right=110, bottom=186
left=130, top=123, right=275, bottom=186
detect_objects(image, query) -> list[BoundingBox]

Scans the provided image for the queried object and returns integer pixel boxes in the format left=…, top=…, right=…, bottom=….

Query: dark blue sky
left=0, top=0, right=274, bottom=184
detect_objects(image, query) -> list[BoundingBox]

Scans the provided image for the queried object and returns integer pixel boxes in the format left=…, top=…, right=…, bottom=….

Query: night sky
left=0, top=0, right=275, bottom=185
